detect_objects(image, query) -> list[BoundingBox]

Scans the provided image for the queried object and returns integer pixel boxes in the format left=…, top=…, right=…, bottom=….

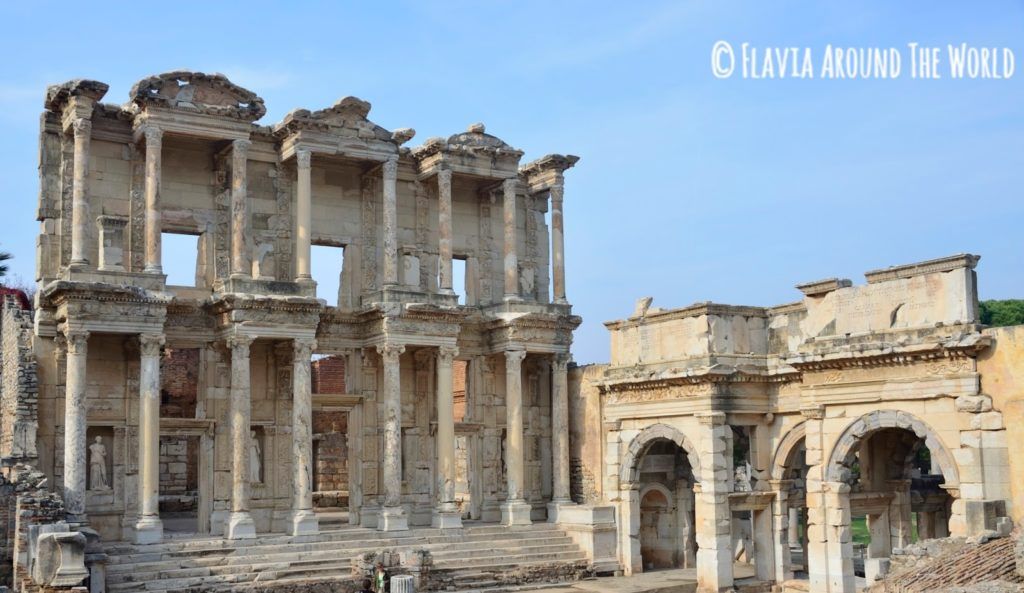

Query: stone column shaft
left=433, top=346, right=461, bottom=528
left=438, top=169, right=453, bottom=292
left=551, top=354, right=571, bottom=503
left=142, top=126, right=162, bottom=274
left=501, top=350, right=531, bottom=525
left=382, top=156, right=399, bottom=286
left=290, top=338, right=318, bottom=535
left=63, top=330, right=89, bottom=522
left=295, top=150, right=312, bottom=281
left=69, top=119, right=93, bottom=268
left=227, top=335, right=256, bottom=539
left=230, top=139, right=252, bottom=279
left=695, top=411, right=733, bottom=592
left=550, top=181, right=567, bottom=303
left=378, top=343, right=407, bottom=530
left=135, top=333, right=164, bottom=543
left=502, top=177, right=519, bottom=300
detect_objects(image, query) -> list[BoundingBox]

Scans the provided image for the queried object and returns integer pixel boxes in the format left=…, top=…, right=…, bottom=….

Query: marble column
left=437, top=169, right=454, bottom=293
left=548, top=353, right=573, bottom=522
left=69, top=118, right=93, bottom=269
left=142, top=126, right=163, bottom=274
left=550, top=180, right=567, bottom=304
left=382, top=156, right=399, bottom=287
left=294, top=150, right=313, bottom=283
left=230, top=139, right=252, bottom=279
left=227, top=335, right=256, bottom=539
left=63, top=330, right=89, bottom=522
left=502, top=177, right=519, bottom=301
left=135, top=333, right=165, bottom=544
left=433, top=345, right=461, bottom=528
left=501, top=349, right=531, bottom=525
left=378, top=342, right=407, bottom=530
left=290, top=337, right=319, bottom=535
left=788, top=507, right=801, bottom=546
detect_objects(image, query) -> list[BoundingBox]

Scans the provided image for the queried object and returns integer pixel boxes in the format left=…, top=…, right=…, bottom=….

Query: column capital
left=65, top=329, right=89, bottom=354
left=502, top=176, right=518, bottom=194
left=293, top=337, right=317, bottom=359
left=232, top=138, right=252, bottom=155
left=376, top=342, right=405, bottom=364
left=437, top=167, right=452, bottom=189
left=72, top=117, right=92, bottom=136
left=695, top=410, right=727, bottom=426
left=139, top=333, right=165, bottom=357
left=505, top=349, right=527, bottom=367
left=383, top=154, right=399, bottom=175
left=227, top=334, right=255, bottom=356
left=141, top=125, right=162, bottom=146
left=800, top=404, right=826, bottom=420
left=549, top=180, right=564, bottom=203
left=552, top=352, right=571, bottom=371
left=296, top=148, right=312, bottom=169
left=437, top=345, right=459, bottom=365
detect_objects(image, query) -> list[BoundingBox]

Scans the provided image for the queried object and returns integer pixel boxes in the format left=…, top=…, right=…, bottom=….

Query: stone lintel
left=795, top=277, right=853, bottom=297
left=864, top=253, right=980, bottom=284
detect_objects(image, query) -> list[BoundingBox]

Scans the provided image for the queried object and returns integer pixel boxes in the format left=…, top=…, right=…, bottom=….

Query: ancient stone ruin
left=1, top=71, right=1023, bottom=593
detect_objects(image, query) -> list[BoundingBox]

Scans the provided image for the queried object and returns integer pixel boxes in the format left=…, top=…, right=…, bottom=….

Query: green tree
left=979, top=299, right=1024, bottom=327
left=0, top=252, right=10, bottom=278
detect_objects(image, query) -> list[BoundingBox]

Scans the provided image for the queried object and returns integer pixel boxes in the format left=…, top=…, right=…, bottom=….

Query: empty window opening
left=159, top=434, right=200, bottom=534
left=162, top=232, right=199, bottom=287
left=311, top=244, right=345, bottom=307
left=452, top=256, right=467, bottom=304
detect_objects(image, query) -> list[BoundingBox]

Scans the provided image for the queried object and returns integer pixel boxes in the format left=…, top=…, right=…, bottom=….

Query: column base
left=501, top=500, right=533, bottom=526
left=546, top=499, right=576, bottom=523
left=226, top=511, right=256, bottom=540
left=289, top=509, right=319, bottom=536
left=432, top=507, right=463, bottom=529
left=379, top=505, right=408, bottom=532
left=134, top=515, right=164, bottom=544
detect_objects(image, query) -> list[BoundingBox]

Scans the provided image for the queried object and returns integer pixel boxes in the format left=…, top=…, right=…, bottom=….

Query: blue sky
left=1, top=2, right=1022, bottom=363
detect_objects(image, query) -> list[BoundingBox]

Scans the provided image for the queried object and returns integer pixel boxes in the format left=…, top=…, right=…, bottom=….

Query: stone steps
left=103, top=523, right=592, bottom=592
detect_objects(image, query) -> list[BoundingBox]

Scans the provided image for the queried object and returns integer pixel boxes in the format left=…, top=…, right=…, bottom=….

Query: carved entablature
left=44, top=79, right=109, bottom=124
left=205, top=293, right=323, bottom=336
left=602, top=380, right=720, bottom=405
left=486, top=312, right=581, bottom=353
left=129, top=71, right=266, bottom=121
left=521, top=154, right=580, bottom=194
left=165, top=300, right=216, bottom=337
left=274, top=96, right=411, bottom=162
left=786, top=332, right=991, bottom=372
left=40, top=281, right=169, bottom=335
left=412, top=123, right=524, bottom=180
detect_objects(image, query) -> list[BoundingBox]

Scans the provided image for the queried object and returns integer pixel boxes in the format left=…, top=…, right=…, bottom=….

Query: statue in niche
left=734, top=463, right=752, bottom=492
left=89, top=436, right=110, bottom=490
left=249, top=430, right=262, bottom=483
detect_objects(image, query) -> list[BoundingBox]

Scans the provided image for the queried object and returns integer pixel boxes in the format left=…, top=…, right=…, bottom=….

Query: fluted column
left=226, top=335, right=256, bottom=539
left=290, top=337, right=319, bottom=535
left=63, top=329, right=89, bottom=522
left=437, top=169, right=453, bottom=293
left=69, top=118, right=93, bottom=269
left=382, top=156, right=399, bottom=287
left=295, top=150, right=313, bottom=282
left=502, top=177, right=519, bottom=301
left=142, top=126, right=163, bottom=274
left=548, top=353, right=573, bottom=522
left=550, top=180, right=567, bottom=303
left=230, top=139, right=252, bottom=279
left=433, top=345, right=461, bottom=528
left=501, top=349, right=532, bottom=525
left=378, top=342, right=407, bottom=531
left=135, top=333, right=165, bottom=543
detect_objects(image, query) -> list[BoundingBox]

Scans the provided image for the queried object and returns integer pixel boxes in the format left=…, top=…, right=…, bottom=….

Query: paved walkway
left=483, top=564, right=758, bottom=593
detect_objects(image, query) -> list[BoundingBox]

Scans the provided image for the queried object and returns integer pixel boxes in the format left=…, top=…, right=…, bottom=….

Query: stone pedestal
left=501, top=500, right=534, bottom=526
left=226, top=511, right=256, bottom=540
left=380, top=505, right=408, bottom=532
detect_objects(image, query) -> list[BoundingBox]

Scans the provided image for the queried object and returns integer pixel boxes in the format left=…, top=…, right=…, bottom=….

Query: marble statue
left=89, top=436, right=109, bottom=490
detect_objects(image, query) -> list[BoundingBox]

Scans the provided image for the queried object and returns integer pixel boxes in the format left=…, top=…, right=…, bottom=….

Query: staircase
left=102, top=523, right=592, bottom=592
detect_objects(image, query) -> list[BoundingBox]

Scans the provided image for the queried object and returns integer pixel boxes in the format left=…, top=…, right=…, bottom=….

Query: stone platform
left=102, top=522, right=591, bottom=592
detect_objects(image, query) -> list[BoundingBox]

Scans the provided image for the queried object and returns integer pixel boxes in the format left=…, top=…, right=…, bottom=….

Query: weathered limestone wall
left=568, top=364, right=604, bottom=504
left=1, top=294, right=38, bottom=468
left=978, top=325, right=1024, bottom=523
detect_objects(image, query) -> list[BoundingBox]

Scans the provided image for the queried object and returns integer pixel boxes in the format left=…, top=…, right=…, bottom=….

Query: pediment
left=129, top=71, right=266, bottom=122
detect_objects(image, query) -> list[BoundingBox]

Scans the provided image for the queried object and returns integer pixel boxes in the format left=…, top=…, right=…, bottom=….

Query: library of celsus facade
left=25, top=71, right=581, bottom=546
left=570, top=254, right=1024, bottom=593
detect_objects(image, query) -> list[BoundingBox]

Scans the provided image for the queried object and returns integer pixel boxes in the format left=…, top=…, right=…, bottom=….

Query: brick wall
left=160, top=348, right=198, bottom=418
left=453, top=359, right=467, bottom=421
left=312, top=411, right=348, bottom=498
left=311, top=356, right=345, bottom=394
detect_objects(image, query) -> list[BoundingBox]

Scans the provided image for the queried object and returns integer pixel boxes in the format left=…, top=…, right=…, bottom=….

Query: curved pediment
left=276, top=96, right=414, bottom=145
left=129, top=71, right=266, bottom=122
left=446, top=123, right=521, bottom=154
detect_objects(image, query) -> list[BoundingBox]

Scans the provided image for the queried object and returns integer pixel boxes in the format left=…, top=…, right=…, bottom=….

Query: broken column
left=227, top=334, right=256, bottom=539
left=142, top=126, right=163, bottom=274
left=437, top=168, right=453, bottom=293
left=294, top=149, right=313, bottom=283
left=290, top=337, right=319, bottom=536
left=502, top=349, right=532, bottom=525
left=433, top=345, right=461, bottom=528
left=230, top=139, right=251, bottom=279
left=378, top=342, right=407, bottom=530
left=502, top=177, right=519, bottom=301
left=135, top=333, right=164, bottom=544
left=382, top=156, right=399, bottom=287
left=63, top=329, right=89, bottom=522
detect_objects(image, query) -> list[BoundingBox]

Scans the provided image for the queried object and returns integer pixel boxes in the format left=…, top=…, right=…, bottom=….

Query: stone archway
left=771, top=422, right=809, bottom=581
left=618, top=424, right=701, bottom=575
